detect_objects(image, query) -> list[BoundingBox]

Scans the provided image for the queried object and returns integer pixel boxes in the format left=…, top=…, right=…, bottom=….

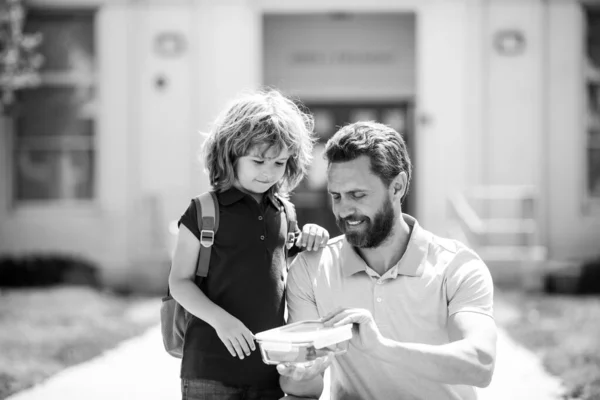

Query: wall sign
left=264, top=13, right=416, bottom=100
left=291, top=51, right=395, bottom=66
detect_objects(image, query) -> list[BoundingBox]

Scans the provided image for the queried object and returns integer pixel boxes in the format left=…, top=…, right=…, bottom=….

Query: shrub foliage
left=0, top=254, right=100, bottom=287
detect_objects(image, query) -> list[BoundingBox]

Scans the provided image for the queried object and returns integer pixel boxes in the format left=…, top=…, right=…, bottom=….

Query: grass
left=499, top=290, right=600, bottom=400
left=0, top=286, right=159, bottom=399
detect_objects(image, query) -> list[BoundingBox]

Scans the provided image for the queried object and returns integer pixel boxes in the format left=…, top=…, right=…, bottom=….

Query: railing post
left=521, top=195, right=535, bottom=247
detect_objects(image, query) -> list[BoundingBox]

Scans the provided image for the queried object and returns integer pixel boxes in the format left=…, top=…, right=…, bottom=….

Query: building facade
left=0, top=0, right=599, bottom=290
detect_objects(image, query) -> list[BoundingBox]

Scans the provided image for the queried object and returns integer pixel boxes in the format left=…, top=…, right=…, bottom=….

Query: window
left=585, top=7, right=600, bottom=199
left=13, top=10, right=96, bottom=202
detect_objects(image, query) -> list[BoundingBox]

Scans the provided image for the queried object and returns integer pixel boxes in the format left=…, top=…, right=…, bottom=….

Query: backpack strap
left=192, top=191, right=219, bottom=277
left=276, top=195, right=298, bottom=272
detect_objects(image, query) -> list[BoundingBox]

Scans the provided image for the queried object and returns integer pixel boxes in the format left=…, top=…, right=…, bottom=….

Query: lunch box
left=254, top=320, right=353, bottom=365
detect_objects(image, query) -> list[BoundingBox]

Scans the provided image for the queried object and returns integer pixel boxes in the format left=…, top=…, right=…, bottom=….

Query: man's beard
left=336, top=197, right=395, bottom=248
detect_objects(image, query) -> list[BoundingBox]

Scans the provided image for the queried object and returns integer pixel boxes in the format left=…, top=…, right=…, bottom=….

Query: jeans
left=181, top=378, right=284, bottom=400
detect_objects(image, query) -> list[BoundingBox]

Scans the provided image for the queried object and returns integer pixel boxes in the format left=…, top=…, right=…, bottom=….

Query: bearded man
left=278, top=121, right=497, bottom=400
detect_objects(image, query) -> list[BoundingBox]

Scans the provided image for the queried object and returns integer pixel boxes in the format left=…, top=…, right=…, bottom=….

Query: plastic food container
left=254, top=320, right=353, bottom=365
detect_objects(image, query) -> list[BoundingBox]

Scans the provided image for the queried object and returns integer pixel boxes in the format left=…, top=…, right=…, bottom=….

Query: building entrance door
left=262, top=12, right=417, bottom=236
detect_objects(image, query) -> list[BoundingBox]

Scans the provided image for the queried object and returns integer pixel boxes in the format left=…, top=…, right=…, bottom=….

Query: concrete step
left=477, top=245, right=547, bottom=262
left=480, top=219, right=537, bottom=235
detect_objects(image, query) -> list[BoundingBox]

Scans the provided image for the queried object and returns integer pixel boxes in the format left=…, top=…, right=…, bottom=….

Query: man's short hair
left=324, top=121, right=412, bottom=203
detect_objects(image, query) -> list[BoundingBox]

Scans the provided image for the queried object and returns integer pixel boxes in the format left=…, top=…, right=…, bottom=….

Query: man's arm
left=323, top=308, right=497, bottom=388
left=322, top=253, right=497, bottom=388
left=279, top=253, right=327, bottom=398
left=379, top=311, right=496, bottom=387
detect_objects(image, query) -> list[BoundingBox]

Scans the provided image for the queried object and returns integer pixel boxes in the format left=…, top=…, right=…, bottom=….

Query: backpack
left=160, top=191, right=297, bottom=358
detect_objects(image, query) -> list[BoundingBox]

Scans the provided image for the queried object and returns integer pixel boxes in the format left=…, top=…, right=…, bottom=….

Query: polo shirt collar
left=217, top=187, right=280, bottom=209
left=217, top=187, right=245, bottom=206
left=341, top=214, right=429, bottom=278
left=396, top=214, right=429, bottom=277
left=340, top=242, right=367, bottom=277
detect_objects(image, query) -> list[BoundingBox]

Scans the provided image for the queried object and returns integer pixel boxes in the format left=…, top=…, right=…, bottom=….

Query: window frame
left=10, top=7, right=99, bottom=210
left=583, top=2, right=600, bottom=213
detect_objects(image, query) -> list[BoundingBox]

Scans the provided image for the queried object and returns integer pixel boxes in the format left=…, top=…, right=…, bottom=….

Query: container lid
left=255, top=320, right=352, bottom=349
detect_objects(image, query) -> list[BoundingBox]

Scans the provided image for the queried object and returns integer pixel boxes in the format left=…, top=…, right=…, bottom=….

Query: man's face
left=327, top=156, right=396, bottom=248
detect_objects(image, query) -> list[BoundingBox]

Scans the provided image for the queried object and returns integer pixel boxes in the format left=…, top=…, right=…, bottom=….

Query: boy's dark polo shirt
left=177, top=187, right=297, bottom=388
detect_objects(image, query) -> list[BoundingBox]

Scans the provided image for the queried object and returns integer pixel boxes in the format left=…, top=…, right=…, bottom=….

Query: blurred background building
left=0, top=0, right=599, bottom=291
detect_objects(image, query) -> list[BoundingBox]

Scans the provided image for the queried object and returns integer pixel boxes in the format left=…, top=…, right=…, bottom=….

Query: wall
left=416, top=0, right=469, bottom=232
left=0, top=2, right=201, bottom=291
left=461, top=0, right=600, bottom=261
left=192, top=1, right=262, bottom=197
left=483, top=0, right=545, bottom=187
left=117, top=3, right=198, bottom=290
left=546, top=0, right=600, bottom=260
left=0, top=0, right=476, bottom=288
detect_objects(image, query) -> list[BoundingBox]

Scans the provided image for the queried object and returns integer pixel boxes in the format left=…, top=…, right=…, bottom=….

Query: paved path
left=6, top=299, right=565, bottom=400
left=477, top=329, right=564, bottom=400
left=6, top=326, right=181, bottom=400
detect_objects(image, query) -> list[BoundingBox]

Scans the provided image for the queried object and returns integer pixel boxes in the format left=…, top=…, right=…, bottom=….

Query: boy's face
left=234, top=144, right=290, bottom=198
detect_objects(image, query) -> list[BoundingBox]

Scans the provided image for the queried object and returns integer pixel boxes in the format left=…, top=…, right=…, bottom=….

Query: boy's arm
left=288, top=224, right=330, bottom=258
left=169, top=225, right=225, bottom=326
left=169, top=225, right=255, bottom=359
left=281, top=195, right=329, bottom=257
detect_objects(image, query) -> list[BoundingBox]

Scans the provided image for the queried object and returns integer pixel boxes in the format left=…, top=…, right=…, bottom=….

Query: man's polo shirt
left=287, top=214, right=494, bottom=400
left=178, top=187, right=291, bottom=388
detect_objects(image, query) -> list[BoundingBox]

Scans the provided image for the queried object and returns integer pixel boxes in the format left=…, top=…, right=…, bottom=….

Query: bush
left=0, top=254, right=100, bottom=288
left=579, top=257, right=600, bottom=294
left=544, top=257, right=600, bottom=295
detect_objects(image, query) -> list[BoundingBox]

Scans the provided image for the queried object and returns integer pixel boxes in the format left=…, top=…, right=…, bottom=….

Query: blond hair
left=202, top=89, right=315, bottom=196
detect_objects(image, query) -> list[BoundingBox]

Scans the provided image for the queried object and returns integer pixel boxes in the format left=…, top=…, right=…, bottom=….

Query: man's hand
left=276, top=353, right=334, bottom=381
left=322, top=308, right=384, bottom=351
left=296, top=224, right=329, bottom=251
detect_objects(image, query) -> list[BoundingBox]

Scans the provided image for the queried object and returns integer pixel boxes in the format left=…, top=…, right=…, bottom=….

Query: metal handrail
left=448, top=192, right=485, bottom=236
left=448, top=187, right=542, bottom=248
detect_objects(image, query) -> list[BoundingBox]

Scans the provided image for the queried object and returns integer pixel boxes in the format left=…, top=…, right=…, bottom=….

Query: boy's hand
left=213, top=314, right=256, bottom=359
left=296, top=224, right=329, bottom=251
